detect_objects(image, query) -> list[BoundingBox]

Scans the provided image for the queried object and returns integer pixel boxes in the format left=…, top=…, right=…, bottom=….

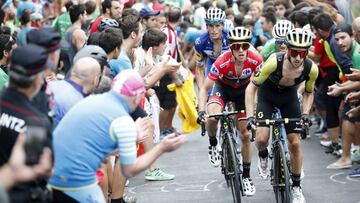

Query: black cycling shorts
left=256, top=83, right=302, bottom=134
left=208, top=81, right=247, bottom=119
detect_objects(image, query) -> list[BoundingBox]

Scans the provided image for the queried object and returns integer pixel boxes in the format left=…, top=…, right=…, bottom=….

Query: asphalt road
left=127, top=119, right=360, bottom=203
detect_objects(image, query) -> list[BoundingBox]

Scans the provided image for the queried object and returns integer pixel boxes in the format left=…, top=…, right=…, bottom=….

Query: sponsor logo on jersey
left=242, top=68, right=252, bottom=77
left=228, top=71, right=233, bottom=76
left=248, top=58, right=258, bottom=65
left=195, top=52, right=202, bottom=61
left=0, top=113, right=26, bottom=133
left=210, top=65, right=219, bottom=75
left=195, top=38, right=201, bottom=45
left=257, top=112, right=264, bottom=119
left=255, top=70, right=261, bottom=77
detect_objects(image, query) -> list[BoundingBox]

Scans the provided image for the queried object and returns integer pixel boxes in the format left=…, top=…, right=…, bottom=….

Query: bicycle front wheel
left=272, top=142, right=291, bottom=203
left=224, top=132, right=242, bottom=203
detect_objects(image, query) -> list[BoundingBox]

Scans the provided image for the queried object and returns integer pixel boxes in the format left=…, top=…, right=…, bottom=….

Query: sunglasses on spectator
left=230, top=43, right=250, bottom=51
left=288, top=49, right=308, bottom=58
left=275, top=39, right=286, bottom=45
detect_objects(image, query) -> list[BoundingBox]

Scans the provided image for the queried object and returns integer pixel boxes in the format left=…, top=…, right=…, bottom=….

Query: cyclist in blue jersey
left=194, top=7, right=230, bottom=89
left=49, top=70, right=187, bottom=203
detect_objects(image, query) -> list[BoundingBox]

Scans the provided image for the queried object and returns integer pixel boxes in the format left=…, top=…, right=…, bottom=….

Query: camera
left=25, top=126, right=47, bottom=165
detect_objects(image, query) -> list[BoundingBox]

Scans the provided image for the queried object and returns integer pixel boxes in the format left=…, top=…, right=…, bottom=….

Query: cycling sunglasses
left=230, top=43, right=250, bottom=51
left=288, top=49, right=308, bottom=58
left=275, top=39, right=286, bottom=45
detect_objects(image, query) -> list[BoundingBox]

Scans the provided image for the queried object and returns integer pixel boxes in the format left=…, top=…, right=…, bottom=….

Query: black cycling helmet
left=97, top=18, right=119, bottom=32
left=73, top=45, right=108, bottom=69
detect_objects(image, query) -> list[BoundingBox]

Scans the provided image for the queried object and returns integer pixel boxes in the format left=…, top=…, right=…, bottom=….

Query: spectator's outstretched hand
left=135, top=117, right=154, bottom=143
left=346, top=106, right=360, bottom=118
left=345, top=68, right=360, bottom=81
left=9, top=134, right=52, bottom=184
left=144, top=47, right=154, bottom=66
left=327, top=83, right=343, bottom=96
left=345, top=91, right=360, bottom=104
left=160, top=56, right=181, bottom=74
left=159, top=133, right=187, bottom=153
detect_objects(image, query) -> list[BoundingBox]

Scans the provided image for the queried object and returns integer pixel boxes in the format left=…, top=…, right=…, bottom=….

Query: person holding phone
left=0, top=44, right=53, bottom=203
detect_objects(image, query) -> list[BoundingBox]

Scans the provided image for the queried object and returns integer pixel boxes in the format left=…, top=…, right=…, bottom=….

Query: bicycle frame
left=202, top=110, right=244, bottom=203
left=255, top=112, right=303, bottom=203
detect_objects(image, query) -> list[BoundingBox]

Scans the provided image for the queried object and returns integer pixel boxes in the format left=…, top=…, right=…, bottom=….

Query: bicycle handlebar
left=250, top=118, right=310, bottom=141
left=200, top=111, right=238, bottom=136
left=255, top=118, right=301, bottom=125
left=205, top=111, right=239, bottom=119
left=201, top=121, right=206, bottom=136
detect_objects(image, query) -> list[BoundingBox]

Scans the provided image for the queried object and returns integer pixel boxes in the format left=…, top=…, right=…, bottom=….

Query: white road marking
left=329, top=172, right=346, bottom=184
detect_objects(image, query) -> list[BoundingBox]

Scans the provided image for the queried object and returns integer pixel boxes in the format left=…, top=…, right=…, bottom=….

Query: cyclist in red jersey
left=198, top=27, right=263, bottom=196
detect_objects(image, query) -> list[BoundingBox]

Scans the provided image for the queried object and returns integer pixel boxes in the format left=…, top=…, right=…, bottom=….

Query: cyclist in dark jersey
left=198, top=27, right=263, bottom=196
left=245, top=28, right=318, bottom=203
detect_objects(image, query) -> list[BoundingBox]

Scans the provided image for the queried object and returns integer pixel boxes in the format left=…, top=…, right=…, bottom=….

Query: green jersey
left=52, top=12, right=72, bottom=39
left=260, top=39, right=278, bottom=62
left=0, top=67, right=8, bottom=89
left=351, top=42, right=360, bottom=70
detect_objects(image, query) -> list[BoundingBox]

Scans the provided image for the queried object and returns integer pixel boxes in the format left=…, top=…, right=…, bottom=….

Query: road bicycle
left=253, top=109, right=308, bottom=203
left=201, top=110, right=244, bottom=203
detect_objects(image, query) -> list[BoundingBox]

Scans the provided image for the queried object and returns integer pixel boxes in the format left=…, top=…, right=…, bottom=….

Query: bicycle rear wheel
left=272, top=142, right=291, bottom=203
left=224, top=132, right=242, bottom=203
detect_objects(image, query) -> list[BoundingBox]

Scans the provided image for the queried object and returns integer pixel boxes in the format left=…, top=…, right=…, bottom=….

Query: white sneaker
left=243, top=178, right=256, bottom=196
left=257, top=157, right=269, bottom=180
left=292, top=186, right=306, bottom=203
left=208, top=145, right=221, bottom=167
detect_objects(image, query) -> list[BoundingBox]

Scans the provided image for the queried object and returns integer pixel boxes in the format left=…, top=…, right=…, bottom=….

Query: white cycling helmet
left=227, top=27, right=252, bottom=42
left=286, top=28, right=314, bottom=49
left=272, top=20, right=294, bottom=40
left=205, top=7, right=226, bottom=25
left=98, top=18, right=119, bottom=32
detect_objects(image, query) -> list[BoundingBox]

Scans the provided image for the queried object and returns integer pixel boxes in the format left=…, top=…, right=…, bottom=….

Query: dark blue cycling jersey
left=194, top=31, right=230, bottom=76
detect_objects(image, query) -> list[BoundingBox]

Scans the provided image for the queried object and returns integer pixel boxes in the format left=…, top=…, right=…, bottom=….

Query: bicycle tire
left=225, top=132, right=242, bottom=203
left=273, top=141, right=291, bottom=203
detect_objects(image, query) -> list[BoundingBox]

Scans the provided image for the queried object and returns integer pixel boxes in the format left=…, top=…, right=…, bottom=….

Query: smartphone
left=25, top=126, right=47, bottom=165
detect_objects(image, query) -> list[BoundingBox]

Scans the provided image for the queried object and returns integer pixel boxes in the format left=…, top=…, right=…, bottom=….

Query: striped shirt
left=49, top=91, right=137, bottom=189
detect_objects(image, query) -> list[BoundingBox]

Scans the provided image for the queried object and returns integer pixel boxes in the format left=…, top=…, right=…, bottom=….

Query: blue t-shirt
left=251, top=19, right=264, bottom=46
left=109, top=48, right=132, bottom=77
left=49, top=92, right=137, bottom=189
left=47, top=80, right=85, bottom=128
left=16, top=1, right=36, bottom=18
left=184, top=28, right=203, bottom=44
left=16, top=26, right=32, bottom=46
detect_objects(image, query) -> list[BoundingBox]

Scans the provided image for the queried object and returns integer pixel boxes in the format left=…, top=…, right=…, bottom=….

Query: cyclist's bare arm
left=195, top=64, right=205, bottom=90
left=245, top=82, right=258, bottom=118
left=198, top=77, right=215, bottom=112
left=302, top=92, right=314, bottom=114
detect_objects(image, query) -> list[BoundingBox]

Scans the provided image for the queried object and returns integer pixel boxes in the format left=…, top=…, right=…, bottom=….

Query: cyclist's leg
left=206, top=83, right=226, bottom=167
left=281, top=93, right=303, bottom=187
left=233, top=89, right=252, bottom=172
left=206, top=82, right=226, bottom=139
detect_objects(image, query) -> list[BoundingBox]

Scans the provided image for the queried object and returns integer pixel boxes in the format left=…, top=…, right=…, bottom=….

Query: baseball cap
left=334, top=23, right=353, bottom=36
left=111, top=69, right=145, bottom=97
left=26, top=27, right=62, bottom=52
left=10, top=44, right=49, bottom=76
left=140, top=7, right=160, bottom=18
left=73, top=45, right=108, bottom=68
